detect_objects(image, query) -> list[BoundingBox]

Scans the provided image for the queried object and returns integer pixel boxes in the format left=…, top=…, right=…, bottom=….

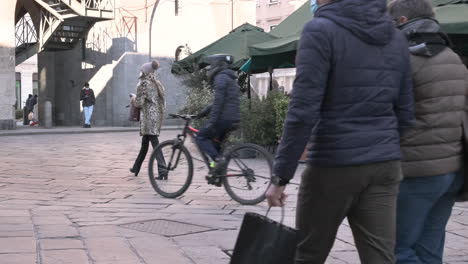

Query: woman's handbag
left=230, top=207, right=300, bottom=264
left=128, top=105, right=140, bottom=122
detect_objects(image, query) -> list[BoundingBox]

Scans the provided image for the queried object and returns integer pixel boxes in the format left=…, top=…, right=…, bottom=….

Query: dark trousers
left=296, top=161, right=402, bottom=264
left=396, top=172, right=463, bottom=264
left=132, top=135, right=167, bottom=175
left=196, top=120, right=235, bottom=161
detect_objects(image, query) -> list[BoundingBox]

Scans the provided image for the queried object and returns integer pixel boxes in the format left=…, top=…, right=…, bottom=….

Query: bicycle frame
left=167, top=114, right=259, bottom=181
left=171, top=116, right=213, bottom=172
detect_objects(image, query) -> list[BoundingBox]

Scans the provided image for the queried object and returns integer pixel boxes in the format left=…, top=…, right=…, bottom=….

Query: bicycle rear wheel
left=148, top=140, right=193, bottom=198
left=223, top=143, right=273, bottom=205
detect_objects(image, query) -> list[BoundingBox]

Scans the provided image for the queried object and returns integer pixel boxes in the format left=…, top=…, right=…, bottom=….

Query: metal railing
left=15, top=14, right=38, bottom=48
left=85, top=8, right=137, bottom=54
left=83, top=0, right=114, bottom=11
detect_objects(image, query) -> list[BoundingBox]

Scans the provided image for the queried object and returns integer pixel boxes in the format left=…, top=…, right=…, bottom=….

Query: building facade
left=256, top=0, right=307, bottom=32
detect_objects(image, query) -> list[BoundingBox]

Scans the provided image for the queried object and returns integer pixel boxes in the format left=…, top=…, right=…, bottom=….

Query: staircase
left=15, top=0, right=114, bottom=65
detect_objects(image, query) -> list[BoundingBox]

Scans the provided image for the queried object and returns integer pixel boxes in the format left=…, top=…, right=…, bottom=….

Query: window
left=32, top=73, right=39, bottom=96
left=269, top=0, right=279, bottom=5
left=15, top=73, right=21, bottom=110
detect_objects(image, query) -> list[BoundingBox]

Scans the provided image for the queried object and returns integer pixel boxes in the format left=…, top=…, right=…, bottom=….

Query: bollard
left=44, top=100, right=53, bottom=128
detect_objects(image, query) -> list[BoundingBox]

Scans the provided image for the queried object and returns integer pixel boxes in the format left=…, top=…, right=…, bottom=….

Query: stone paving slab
left=0, top=131, right=467, bottom=264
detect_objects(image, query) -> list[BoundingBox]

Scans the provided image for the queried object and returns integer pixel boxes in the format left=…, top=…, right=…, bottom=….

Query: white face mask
left=310, top=0, right=320, bottom=14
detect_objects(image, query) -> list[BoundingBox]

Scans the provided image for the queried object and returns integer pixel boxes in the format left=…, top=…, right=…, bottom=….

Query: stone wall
left=94, top=52, right=186, bottom=127
left=38, top=45, right=186, bottom=127
left=0, top=1, right=17, bottom=130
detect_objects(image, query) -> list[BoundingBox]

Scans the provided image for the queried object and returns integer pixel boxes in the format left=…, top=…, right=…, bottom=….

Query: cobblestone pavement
left=0, top=131, right=467, bottom=264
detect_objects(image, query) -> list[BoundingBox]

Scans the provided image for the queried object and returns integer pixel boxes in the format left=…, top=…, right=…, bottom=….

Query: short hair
left=84, top=82, right=90, bottom=87
left=388, top=0, right=435, bottom=20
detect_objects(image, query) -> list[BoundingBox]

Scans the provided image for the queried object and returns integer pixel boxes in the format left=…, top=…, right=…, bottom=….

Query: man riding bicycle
left=196, top=54, right=241, bottom=183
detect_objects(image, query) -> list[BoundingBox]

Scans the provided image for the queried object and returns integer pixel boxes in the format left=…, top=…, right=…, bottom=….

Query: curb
left=0, top=126, right=183, bottom=137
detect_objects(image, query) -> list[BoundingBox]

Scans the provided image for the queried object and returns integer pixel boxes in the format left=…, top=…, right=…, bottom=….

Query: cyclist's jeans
left=196, top=120, right=235, bottom=161
left=395, top=172, right=463, bottom=264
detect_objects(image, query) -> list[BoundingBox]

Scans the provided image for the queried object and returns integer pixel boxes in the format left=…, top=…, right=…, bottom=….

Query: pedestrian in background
left=130, top=60, right=167, bottom=178
left=29, top=95, right=39, bottom=126
left=266, top=0, right=415, bottom=263
left=25, top=94, right=32, bottom=113
left=23, top=94, right=33, bottom=125
left=80, top=83, right=95, bottom=128
left=388, top=0, right=467, bottom=263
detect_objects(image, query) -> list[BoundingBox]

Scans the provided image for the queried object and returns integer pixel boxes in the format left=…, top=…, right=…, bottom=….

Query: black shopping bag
left=230, top=207, right=299, bottom=264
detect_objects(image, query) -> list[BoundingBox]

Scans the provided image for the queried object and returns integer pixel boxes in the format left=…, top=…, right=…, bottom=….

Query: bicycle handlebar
left=168, top=114, right=198, bottom=120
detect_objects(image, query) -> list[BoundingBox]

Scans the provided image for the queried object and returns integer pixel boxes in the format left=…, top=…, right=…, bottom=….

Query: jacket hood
left=208, top=68, right=236, bottom=83
left=316, top=0, right=395, bottom=45
left=399, top=18, right=450, bottom=57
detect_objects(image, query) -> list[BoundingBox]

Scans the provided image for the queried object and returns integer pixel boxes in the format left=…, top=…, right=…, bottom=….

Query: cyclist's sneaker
left=205, top=175, right=222, bottom=187
left=209, top=161, right=216, bottom=169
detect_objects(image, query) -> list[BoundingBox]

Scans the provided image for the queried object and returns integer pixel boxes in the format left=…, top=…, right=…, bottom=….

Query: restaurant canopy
left=171, top=23, right=277, bottom=74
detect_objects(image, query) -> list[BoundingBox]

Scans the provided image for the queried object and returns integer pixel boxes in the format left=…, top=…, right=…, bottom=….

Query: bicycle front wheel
left=148, top=140, right=193, bottom=198
left=223, top=143, right=273, bottom=205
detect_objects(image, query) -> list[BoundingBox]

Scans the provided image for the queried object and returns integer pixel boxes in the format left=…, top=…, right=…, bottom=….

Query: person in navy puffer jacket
left=266, top=0, right=415, bottom=263
left=196, top=54, right=240, bottom=184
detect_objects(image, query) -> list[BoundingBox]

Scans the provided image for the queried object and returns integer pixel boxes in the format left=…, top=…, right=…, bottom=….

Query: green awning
left=242, top=35, right=299, bottom=73
left=171, top=23, right=277, bottom=74
left=249, top=35, right=300, bottom=56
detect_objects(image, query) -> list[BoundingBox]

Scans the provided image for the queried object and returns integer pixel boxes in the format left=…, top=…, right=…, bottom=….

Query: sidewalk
left=0, top=125, right=182, bottom=137
left=0, top=131, right=467, bottom=263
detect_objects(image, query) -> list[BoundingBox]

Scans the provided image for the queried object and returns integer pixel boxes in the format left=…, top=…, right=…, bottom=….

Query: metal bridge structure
left=15, top=0, right=115, bottom=65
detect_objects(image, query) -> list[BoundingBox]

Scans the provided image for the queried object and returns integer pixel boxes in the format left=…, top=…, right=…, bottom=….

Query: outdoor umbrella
left=171, top=23, right=277, bottom=74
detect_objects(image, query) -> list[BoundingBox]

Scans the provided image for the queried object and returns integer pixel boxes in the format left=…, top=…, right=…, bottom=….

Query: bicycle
left=148, top=114, right=273, bottom=205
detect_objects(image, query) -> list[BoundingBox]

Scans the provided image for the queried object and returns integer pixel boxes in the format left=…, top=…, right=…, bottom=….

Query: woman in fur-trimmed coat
left=130, top=60, right=167, bottom=178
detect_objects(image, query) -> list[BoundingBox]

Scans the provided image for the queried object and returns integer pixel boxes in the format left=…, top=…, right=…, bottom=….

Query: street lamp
left=149, top=0, right=161, bottom=61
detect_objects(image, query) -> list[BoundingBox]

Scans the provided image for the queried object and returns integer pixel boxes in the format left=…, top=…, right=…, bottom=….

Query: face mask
left=310, top=0, right=319, bottom=14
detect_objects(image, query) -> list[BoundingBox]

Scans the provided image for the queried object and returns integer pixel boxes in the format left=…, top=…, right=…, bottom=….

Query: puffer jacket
left=399, top=19, right=468, bottom=178
left=273, top=0, right=414, bottom=180
left=207, top=69, right=240, bottom=123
